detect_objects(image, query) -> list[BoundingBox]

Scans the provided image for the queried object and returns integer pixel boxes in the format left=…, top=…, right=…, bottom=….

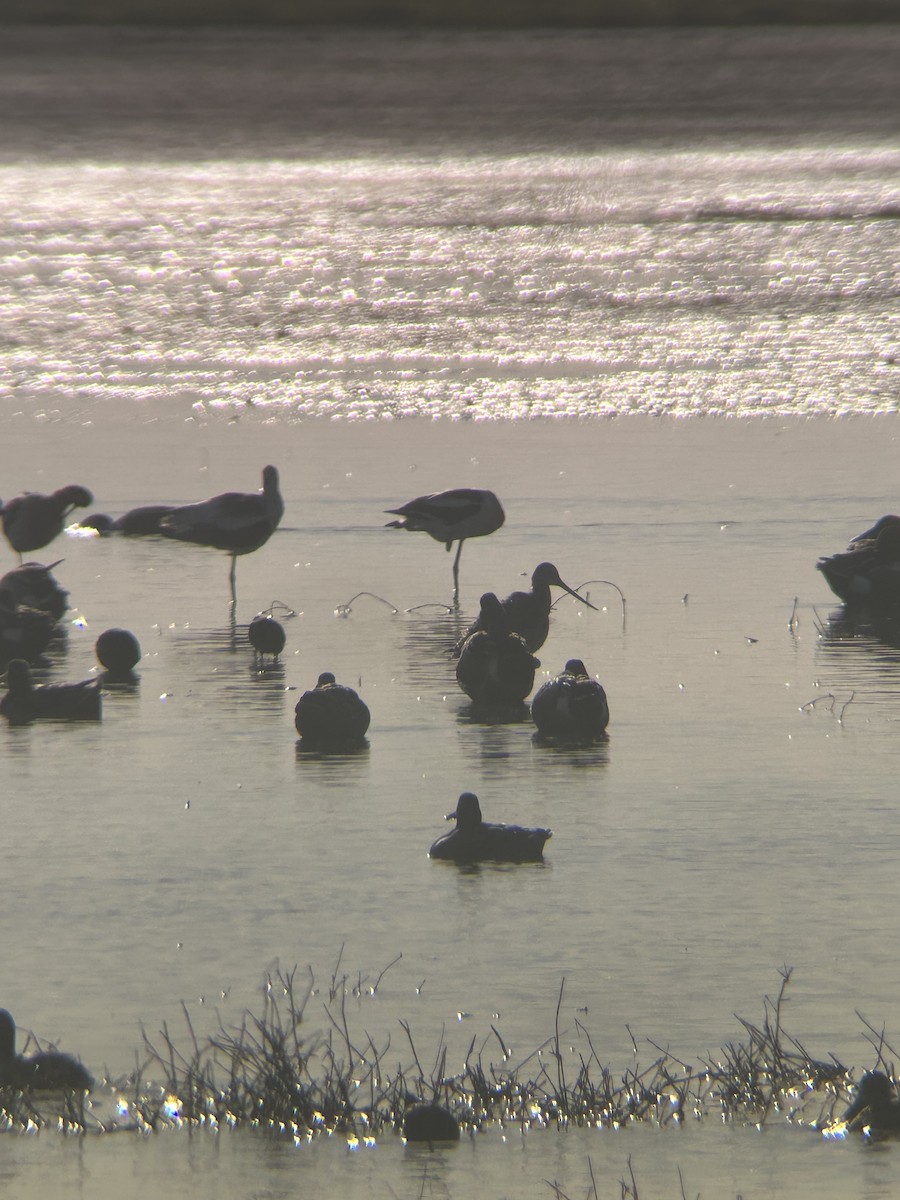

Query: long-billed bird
left=385, top=488, right=504, bottom=598
left=455, top=562, right=597, bottom=655
left=159, top=466, right=283, bottom=605
left=1, top=485, right=93, bottom=561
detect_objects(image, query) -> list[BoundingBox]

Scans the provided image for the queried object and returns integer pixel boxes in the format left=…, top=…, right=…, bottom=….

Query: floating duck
left=817, top=516, right=900, bottom=606
left=456, top=562, right=597, bottom=655
left=385, top=488, right=505, bottom=597
left=429, top=792, right=551, bottom=864
left=294, top=672, right=370, bottom=747
left=0, top=659, right=102, bottom=725
left=0, top=1008, right=93, bottom=1092
left=158, top=466, right=283, bottom=605
left=248, top=615, right=286, bottom=662
left=403, top=1102, right=461, bottom=1143
left=455, top=592, right=540, bottom=704
left=532, top=658, right=610, bottom=742
left=843, top=1071, right=900, bottom=1134
left=1, top=486, right=93, bottom=561
left=95, top=628, right=142, bottom=678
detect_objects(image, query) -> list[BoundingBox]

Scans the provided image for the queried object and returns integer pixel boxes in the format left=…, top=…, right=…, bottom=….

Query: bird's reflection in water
left=531, top=735, right=611, bottom=770
left=399, top=607, right=465, bottom=693
left=294, top=741, right=371, bottom=786
left=456, top=699, right=532, bottom=727
left=164, top=624, right=290, bottom=716
left=815, top=608, right=900, bottom=700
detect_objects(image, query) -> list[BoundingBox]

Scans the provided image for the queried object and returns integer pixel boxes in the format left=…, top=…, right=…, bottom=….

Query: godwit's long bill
left=385, top=488, right=504, bottom=598
left=457, top=562, right=598, bottom=654
left=159, top=466, right=283, bottom=606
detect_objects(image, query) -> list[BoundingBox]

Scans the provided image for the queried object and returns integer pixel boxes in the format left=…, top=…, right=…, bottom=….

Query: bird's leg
left=451, top=540, right=464, bottom=605
left=229, top=555, right=237, bottom=607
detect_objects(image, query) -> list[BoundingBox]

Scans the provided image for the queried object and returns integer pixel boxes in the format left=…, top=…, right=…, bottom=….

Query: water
left=1, top=23, right=900, bottom=1199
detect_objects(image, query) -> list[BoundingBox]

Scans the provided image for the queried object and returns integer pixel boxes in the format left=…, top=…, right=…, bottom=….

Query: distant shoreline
left=4, top=0, right=900, bottom=26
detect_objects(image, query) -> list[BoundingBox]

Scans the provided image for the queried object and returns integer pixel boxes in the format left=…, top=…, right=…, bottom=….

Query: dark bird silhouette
left=81, top=505, right=176, bottom=536
left=817, top=516, right=900, bottom=607
left=403, top=1102, right=461, bottom=1143
left=1, top=659, right=102, bottom=725
left=429, top=792, right=551, bottom=864
left=95, top=628, right=142, bottom=679
left=158, top=466, right=283, bottom=605
left=532, top=658, right=610, bottom=742
left=455, top=592, right=540, bottom=704
left=0, top=561, right=69, bottom=623
left=843, top=1071, right=900, bottom=1134
left=386, top=488, right=504, bottom=598
left=1, top=486, right=93, bottom=561
left=248, top=615, right=286, bottom=662
left=294, top=672, right=370, bottom=748
left=455, top=562, right=597, bottom=655
left=0, top=1009, right=93, bottom=1092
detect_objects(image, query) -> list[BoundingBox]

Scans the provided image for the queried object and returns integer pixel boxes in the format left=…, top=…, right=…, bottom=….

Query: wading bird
left=385, top=488, right=504, bottom=598
left=1, top=485, right=93, bottom=561
left=294, top=672, right=370, bottom=748
left=531, top=658, right=610, bottom=742
left=428, top=792, right=551, bottom=864
left=159, top=466, right=283, bottom=606
left=248, top=614, right=286, bottom=663
left=455, top=562, right=597, bottom=654
left=0, top=1009, right=93, bottom=1092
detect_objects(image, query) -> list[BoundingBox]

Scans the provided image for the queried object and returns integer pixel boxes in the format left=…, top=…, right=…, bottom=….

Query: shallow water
left=1, top=23, right=900, bottom=1199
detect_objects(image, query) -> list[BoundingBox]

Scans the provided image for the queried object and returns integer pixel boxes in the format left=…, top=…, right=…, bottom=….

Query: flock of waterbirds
left=1, top=472, right=899, bottom=1145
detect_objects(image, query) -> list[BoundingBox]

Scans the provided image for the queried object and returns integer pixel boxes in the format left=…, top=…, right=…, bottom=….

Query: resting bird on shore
left=0, top=1009, right=93, bottom=1092
left=158, top=466, right=283, bottom=605
left=1, top=485, right=93, bottom=561
left=294, top=672, right=370, bottom=748
left=816, top=516, right=900, bottom=606
left=455, top=562, right=597, bottom=655
left=532, top=658, right=610, bottom=743
left=0, top=659, right=102, bottom=725
left=385, top=488, right=505, bottom=598
left=455, top=592, right=540, bottom=705
left=429, top=792, right=551, bottom=864
left=843, top=1071, right=900, bottom=1135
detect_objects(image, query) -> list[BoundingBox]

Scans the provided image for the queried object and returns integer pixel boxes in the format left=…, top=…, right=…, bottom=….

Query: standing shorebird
left=531, top=658, right=610, bottom=743
left=455, top=562, right=597, bottom=655
left=385, top=488, right=505, bottom=598
left=159, top=466, right=283, bottom=606
left=1, top=485, right=93, bottom=561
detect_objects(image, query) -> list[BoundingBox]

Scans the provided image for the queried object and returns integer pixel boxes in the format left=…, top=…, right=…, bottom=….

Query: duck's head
left=54, top=485, right=93, bottom=510
left=844, top=1071, right=897, bottom=1122
left=447, top=792, right=482, bottom=829
left=5, top=659, right=34, bottom=696
left=563, top=659, right=589, bottom=677
left=315, top=672, right=337, bottom=688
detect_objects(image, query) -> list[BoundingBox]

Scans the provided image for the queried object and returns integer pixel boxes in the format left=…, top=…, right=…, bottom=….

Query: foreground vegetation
left=3, top=964, right=888, bottom=1143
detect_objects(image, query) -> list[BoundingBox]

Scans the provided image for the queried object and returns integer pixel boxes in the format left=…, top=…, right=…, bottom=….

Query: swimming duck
left=0, top=1008, right=93, bottom=1092
left=817, top=516, right=900, bottom=607
left=403, top=1101, right=461, bottom=1143
left=95, top=628, right=142, bottom=679
left=248, top=615, right=286, bottom=662
left=455, top=592, right=541, bottom=705
left=158, top=466, right=283, bottom=605
left=843, top=1071, right=900, bottom=1134
left=429, top=792, right=551, bottom=864
left=532, top=658, right=610, bottom=742
left=455, top=562, right=597, bottom=655
left=294, top=672, right=370, bottom=747
left=1, top=486, right=93, bottom=561
left=0, top=659, right=102, bottom=725
left=386, top=488, right=504, bottom=598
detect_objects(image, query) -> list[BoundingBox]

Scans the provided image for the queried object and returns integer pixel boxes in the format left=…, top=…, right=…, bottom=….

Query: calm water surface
left=1, top=24, right=900, bottom=1199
